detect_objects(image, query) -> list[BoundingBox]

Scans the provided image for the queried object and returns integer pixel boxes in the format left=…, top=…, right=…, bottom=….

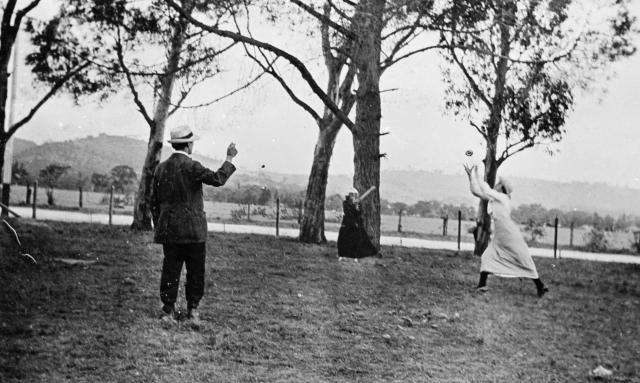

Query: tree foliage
left=38, top=163, right=71, bottom=205
left=11, top=162, right=32, bottom=185
left=441, top=0, right=636, bottom=163
left=110, top=165, right=139, bottom=199
left=91, top=172, right=111, bottom=192
left=438, top=0, right=636, bottom=254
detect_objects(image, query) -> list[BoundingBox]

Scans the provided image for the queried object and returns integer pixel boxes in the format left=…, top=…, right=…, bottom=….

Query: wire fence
left=5, top=183, right=639, bottom=254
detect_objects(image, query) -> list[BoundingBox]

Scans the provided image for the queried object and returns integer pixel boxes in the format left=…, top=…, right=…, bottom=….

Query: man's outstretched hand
left=226, top=143, right=238, bottom=162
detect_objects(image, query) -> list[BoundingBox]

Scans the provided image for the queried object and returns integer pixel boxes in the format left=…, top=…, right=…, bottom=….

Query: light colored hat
left=496, top=176, right=513, bottom=195
left=167, top=125, right=200, bottom=144
left=348, top=187, right=359, bottom=195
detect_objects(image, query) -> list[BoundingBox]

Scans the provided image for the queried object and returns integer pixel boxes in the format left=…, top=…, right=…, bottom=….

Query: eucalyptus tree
left=439, top=0, right=636, bottom=254
left=168, top=0, right=450, bottom=246
left=0, top=0, right=106, bottom=213
left=29, top=0, right=247, bottom=230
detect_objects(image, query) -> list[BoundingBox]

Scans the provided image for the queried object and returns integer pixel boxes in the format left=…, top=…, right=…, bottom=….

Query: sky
left=8, top=1, right=640, bottom=189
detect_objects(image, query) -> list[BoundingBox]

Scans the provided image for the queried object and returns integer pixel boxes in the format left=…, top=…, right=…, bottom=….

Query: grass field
left=1, top=220, right=639, bottom=382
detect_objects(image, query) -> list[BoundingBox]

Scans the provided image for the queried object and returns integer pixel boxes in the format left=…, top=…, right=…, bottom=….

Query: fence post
left=78, top=186, right=83, bottom=208
left=457, top=210, right=462, bottom=251
left=32, top=181, right=37, bottom=219
left=569, top=221, right=574, bottom=247
left=442, top=215, right=448, bottom=236
left=298, top=200, right=303, bottom=224
left=553, top=216, right=559, bottom=259
left=276, top=197, right=280, bottom=238
left=26, top=184, right=32, bottom=205
left=247, top=203, right=251, bottom=221
left=109, top=185, right=114, bottom=226
left=397, top=209, right=403, bottom=233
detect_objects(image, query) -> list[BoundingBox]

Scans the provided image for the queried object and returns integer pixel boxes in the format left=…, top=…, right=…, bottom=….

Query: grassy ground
left=1, top=220, right=639, bottom=382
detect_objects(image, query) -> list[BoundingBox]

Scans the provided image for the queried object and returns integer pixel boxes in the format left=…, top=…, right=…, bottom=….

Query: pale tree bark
left=130, top=2, right=195, bottom=231
left=299, top=122, right=340, bottom=242
left=299, top=2, right=356, bottom=244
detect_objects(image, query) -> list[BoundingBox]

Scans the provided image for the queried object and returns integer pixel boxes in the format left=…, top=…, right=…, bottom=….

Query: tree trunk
left=130, top=3, right=193, bottom=231
left=131, top=123, right=162, bottom=230
left=297, top=2, right=356, bottom=244
left=352, top=0, right=384, bottom=248
left=474, top=142, right=498, bottom=255
left=473, top=8, right=511, bottom=255
left=299, top=122, right=340, bottom=243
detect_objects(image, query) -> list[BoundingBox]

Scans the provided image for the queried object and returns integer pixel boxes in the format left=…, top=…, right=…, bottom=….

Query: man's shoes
left=476, top=286, right=489, bottom=293
left=187, top=308, right=201, bottom=328
left=159, top=305, right=176, bottom=323
left=537, top=287, right=549, bottom=297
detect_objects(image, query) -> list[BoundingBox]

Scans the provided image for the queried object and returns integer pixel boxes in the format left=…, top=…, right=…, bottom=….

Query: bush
left=523, top=219, right=545, bottom=243
left=584, top=227, right=609, bottom=252
left=230, top=207, right=247, bottom=221
left=252, top=207, right=268, bottom=217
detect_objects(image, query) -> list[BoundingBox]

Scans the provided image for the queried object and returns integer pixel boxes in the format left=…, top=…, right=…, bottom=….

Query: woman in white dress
left=464, top=164, right=548, bottom=297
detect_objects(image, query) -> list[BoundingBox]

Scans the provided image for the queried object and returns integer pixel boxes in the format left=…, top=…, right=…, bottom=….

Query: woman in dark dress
left=337, top=186, right=378, bottom=260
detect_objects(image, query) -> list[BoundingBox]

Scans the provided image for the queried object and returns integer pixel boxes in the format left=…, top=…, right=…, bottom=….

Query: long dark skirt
left=337, top=225, right=378, bottom=258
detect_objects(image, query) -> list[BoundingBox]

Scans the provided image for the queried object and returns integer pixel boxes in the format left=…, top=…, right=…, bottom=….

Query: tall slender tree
left=439, top=0, right=636, bottom=254
left=31, top=0, right=251, bottom=230
left=167, top=0, right=450, bottom=246
left=0, top=0, right=105, bottom=215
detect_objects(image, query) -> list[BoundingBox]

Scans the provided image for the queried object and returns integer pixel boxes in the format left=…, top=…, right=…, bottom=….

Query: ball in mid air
left=465, top=150, right=474, bottom=157
left=261, top=164, right=266, bottom=168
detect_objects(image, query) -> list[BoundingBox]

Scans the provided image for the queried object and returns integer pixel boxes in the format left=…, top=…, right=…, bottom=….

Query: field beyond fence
left=6, top=184, right=638, bottom=254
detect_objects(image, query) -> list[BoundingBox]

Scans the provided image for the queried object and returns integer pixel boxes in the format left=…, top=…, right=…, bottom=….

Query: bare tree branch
left=116, top=29, right=154, bottom=127
left=382, top=44, right=447, bottom=70
left=168, top=66, right=270, bottom=111
left=13, top=0, right=41, bottom=27
left=165, top=0, right=354, bottom=130
left=497, top=139, right=535, bottom=165
left=249, top=47, right=322, bottom=123
left=289, top=0, right=354, bottom=39
left=381, top=12, right=423, bottom=69
left=447, top=40, right=493, bottom=109
left=470, top=121, right=487, bottom=139
left=7, top=62, right=90, bottom=138
left=326, top=0, right=352, bottom=21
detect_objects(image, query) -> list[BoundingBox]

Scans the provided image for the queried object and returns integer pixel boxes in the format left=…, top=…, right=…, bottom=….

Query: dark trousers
left=160, top=242, right=206, bottom=310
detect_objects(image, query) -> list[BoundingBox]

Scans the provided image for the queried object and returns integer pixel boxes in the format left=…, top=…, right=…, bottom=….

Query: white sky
left=9, top=1, right=640, bottom=189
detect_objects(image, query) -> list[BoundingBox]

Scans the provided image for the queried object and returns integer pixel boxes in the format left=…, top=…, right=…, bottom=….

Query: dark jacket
left=151, top=153, right=235, bottom=244
left=337, top=198, right=377, bottom=258
left=341, top=199, right=362, bottom=229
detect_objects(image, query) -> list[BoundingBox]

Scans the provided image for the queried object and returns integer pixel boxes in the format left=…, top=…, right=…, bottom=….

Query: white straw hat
left=167, top=125, right=200, bottom=144
left=497, top=176, right=514, bottom=195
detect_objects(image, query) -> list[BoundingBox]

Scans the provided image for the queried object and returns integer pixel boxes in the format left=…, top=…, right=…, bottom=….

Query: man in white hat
left=151, top=124, right=238, bottom=325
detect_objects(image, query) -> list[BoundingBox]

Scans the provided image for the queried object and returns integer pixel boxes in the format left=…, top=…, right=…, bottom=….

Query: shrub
left=230, top=207, right=247, bottom=222
left=584, top=227, right=609, bottom=252
left=523, top=219, right=545, bottom=243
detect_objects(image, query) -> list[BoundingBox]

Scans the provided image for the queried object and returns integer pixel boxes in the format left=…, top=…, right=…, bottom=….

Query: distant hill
left=14, top=134, right=225, bottom=177
left=13, top=138, right=37, bottom=154
left=369, top=170, right=640, bottom=216
left=11, top=134, right=640, bottom=215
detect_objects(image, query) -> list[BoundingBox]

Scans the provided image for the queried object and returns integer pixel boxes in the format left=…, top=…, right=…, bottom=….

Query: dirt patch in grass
left=1, top=220, right=639, bottom=382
